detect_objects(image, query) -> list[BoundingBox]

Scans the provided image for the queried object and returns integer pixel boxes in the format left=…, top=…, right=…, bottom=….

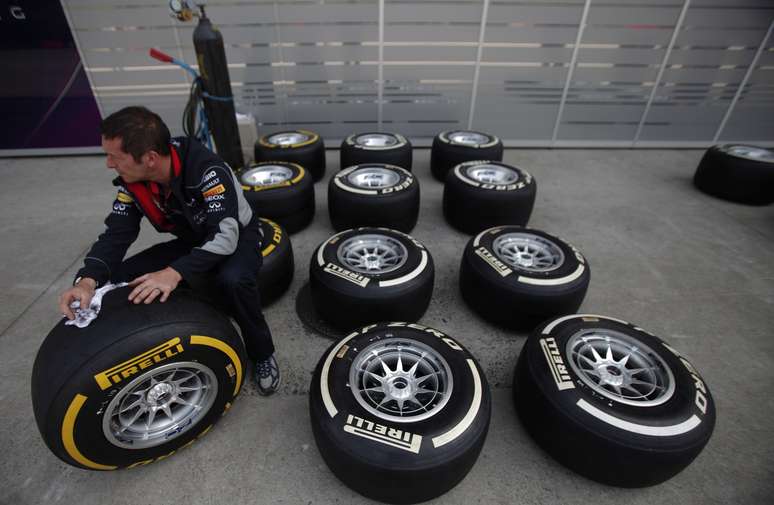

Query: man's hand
left=128, top=267, right=182, bottom=304
left=59, top=278, right=97, bottom=319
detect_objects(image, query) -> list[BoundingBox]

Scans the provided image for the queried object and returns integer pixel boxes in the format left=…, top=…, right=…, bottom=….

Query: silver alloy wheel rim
left=268, top=132, right=310, bottom=146
left=347, top=166, right=401, bottom=188
left=449, top=131, right=490, bottom=146
left=722, top=145, right=774, bottom=163
left=349, top=338, right=453, bottom=423
left=355, top=133, right=398, bottom=147
left=466, top=163, right=519, bottom=184
left=492, top=233, right=565, bottom=273
left=566, top=329, right=675, bottom=407
left=103, top=361, right=218, bottom=449
left=241, top=165, right=293, bottom=186
left=336, top=234, right=408, bottom=275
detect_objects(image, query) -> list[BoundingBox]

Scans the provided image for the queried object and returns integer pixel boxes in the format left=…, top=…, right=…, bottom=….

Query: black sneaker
left=254, top=354, right=281, bottom=396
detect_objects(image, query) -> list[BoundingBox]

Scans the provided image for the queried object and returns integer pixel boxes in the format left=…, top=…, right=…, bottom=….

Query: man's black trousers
left=112, top=227, right=274, bottom=362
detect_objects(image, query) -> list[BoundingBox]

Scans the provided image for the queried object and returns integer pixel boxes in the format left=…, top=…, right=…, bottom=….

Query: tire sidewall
left=332, top=164, right=415, bottom=197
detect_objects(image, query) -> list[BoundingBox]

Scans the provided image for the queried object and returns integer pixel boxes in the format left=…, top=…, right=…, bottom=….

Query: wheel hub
left=356, top=133, right=398, bottom=147
left=146, top=382, right=174, bottom=406
left=722, top=144, right=774, bottom=162
left=102, top=362, right=218, bottom=449
left=241, top=165, right=293, bottom=186
left=347, top=166, right=400, bottom=189
left=566, top=329, right=675, bottom=407
left=493, top=233, right=565, bottom=273
left=337, top=234, right=408, bottom=275
left=349, top=338, right=453, bottom=423
left=449, top=131, right=489, bottom=146
left=268, top=132, right=309, bottom=146
left=466, top=163, right=518, bottom=185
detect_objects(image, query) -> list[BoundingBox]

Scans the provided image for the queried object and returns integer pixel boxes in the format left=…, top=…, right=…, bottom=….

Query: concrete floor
left=1, top=149, right=773, bottom=505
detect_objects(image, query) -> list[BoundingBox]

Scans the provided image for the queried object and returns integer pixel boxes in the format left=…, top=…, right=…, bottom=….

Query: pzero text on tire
left=693, top=144, right=774, bottom=205
left=31, top=287, right=247, bottom=470
left=328, top=164, right=420, bottom=233
left=460, top=226, right=589, bottom=328
left=514, top=314, right=716, bottom=487
left=430, top=130, right=503, bottom=181
left=310, top=322, right=491, bottom=504
left=309, top=228, right=434, bottom=330
left=239, top=161, right=315, bottom=233
left=340, top=132, right=413, bottom=172
left=254, top=129, right=326, bottom=182
left=443, top=160, right=536, bottom=234
left=257, top=218, right=294, bottom=305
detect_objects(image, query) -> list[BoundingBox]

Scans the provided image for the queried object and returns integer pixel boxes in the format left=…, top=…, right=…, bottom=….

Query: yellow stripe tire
left=239, top=162, right=315, bottom=234
left=254, top=130, right=326, bottom=182
left=257, top=218, right=294, bottom=305
left=32, top=287, right=247, bottom=470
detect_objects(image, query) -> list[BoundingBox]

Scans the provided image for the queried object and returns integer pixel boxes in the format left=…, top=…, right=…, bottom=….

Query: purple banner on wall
left=0, top=1, right=102, bottom=152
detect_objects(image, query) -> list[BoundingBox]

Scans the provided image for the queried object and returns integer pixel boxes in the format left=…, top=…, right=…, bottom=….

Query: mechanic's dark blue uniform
left=75, top=137, right=274, bottom=361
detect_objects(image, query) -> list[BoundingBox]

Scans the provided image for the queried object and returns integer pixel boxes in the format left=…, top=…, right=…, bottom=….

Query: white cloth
left=65, top=282, right=128, bottom=328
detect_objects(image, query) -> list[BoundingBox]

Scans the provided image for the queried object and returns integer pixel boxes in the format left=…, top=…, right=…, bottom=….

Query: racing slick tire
left=239, top=161, right=315, bottom=234
left=443, top=160, right=536, bottom=234
left=460, top=226, right=589, bottom=328
left=340, top=132, right=413, bottom=172
left=310, top=322, right=491, bottom=504
left=430, top=130, right=503, bottom=182
left=309, top=228, right=434, bottom=330
left=693, top=144, right=774, bottom=205
left=257, top=218, right=294, bottom=305
left=31, top=286, right=247, bottom=470
left=328, top=164, right=419, bottom=233
left=514, top=314, right=716, bottom=487
left=254, top=129, right=326, bottom=182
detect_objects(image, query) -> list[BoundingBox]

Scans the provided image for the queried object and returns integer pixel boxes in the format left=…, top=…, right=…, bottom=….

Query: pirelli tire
left=310, top=322, right=491, bottom=504
left=443, top=160, right=536, bottom=234
left=309, top=228, right=434, bottom=330
left=257, top=218, right=294, bottom=305
left=31, top=287, right=247, bottom=470
left=254, top=129, right=326, bottom=182
left=514, top=314, right=716, bottom=487
left=340, top=132, right=413, bottom=172
left=430, top=130, right=503, bottom=182
left=460, top=226, right=590, bottom=328
left=328, top=164, right=420, bottom=233
left=239, top=161, right=315, bottom=234
left=693, top=144, right=774, bottom=205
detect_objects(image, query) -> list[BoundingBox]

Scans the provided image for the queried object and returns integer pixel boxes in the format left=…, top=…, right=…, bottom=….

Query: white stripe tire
left=430, top=130, right=503, bottom=181
left=693, top=144, right=774, bottom=205
left=310, top=322, right=491, bottom=504
left=443, top=160, right=536, bottom=234
left=254, top=129, right=326, bottom=182
left=257, top=218, right=294, bottom=305
left=328, top=164, right=420, bottom=232
left=239, top=161, right=315, bottom=234
left=340, top=132, right=413, bottom=171
left=309, top=228, right=434, bottom=330
left=460, top=226, right=590, bottom=328
left=31, top=287, right=247, bottom=470
left=514, top=314, right=716, bottom=487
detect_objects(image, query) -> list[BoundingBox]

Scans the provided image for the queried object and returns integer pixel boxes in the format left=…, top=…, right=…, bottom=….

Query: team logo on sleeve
left=203, top=184, right=225, bottom=198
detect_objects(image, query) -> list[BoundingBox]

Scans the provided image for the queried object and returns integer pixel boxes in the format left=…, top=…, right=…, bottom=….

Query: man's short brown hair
left=100, top=106, right=171, bottom=162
